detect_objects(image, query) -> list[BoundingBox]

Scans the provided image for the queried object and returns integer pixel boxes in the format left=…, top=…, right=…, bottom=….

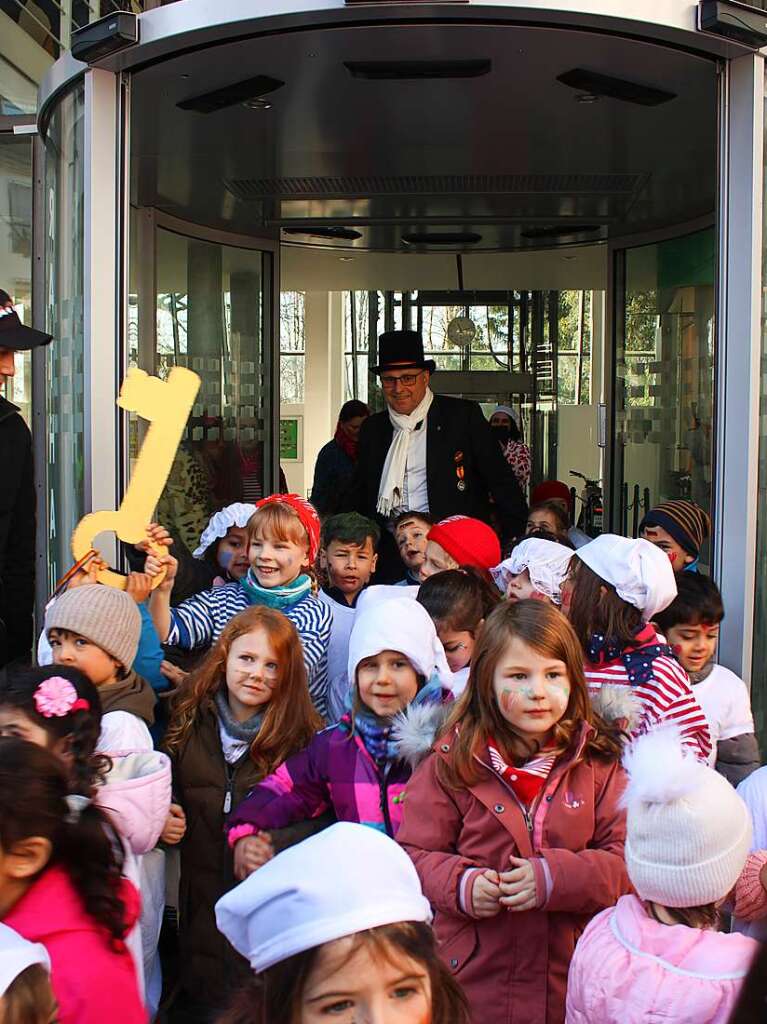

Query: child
left=563, top=534, right=712, bottom=761
left=393, top=511, right=434, bottom=585
left=398, top=600, right=630, bottom=1024
left=215, top=823, right=470, bottom=1024
left=146, top=493, right=332, bottom=716
left=193, top=501, right=257, bottom=585
left=0, top=924, right=55, bottom=1024
left=640, top=498, right=711, bottom=573
left=225, top=597, right=452, bottom=868
left=421, top=515, right=501, bottom=580
left=654, top=574, right=759, bottom=784
left=45, top=583, right=156, bottom=751
left=0, top=739, right=144, bottom=1024
left=526, top=499, right=571, bottom=542
left=318, top=513, right=380, bottom=722
left=491, top=536, right=574, bottom=605
left=531, top=482, right=591, bottom=549
left=160, top=606, right=324, bottom=1017
left=566, top=728, right=758, bottom=1023
left=417, top=567, right=501, bottom=696
left=0, top=664, right=172, bottom=1017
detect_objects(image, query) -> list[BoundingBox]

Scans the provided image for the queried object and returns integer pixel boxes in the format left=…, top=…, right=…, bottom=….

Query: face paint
left=218, top=549, right=233, bottom=569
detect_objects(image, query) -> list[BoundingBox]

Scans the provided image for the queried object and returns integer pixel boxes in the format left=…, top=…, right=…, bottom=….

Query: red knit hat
left=427, top=516, right=501, bottom=572
left=255, top=494, right=321, bottom=563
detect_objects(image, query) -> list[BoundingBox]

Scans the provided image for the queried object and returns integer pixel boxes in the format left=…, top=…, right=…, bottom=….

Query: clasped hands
left=471, top=855, right=538, bottom=917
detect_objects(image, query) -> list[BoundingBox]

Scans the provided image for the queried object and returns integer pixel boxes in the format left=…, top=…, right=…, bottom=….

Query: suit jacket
left=350, top=394, right=528, bottom=541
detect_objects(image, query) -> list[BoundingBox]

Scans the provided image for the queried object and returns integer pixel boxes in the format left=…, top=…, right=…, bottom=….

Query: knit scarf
left=687, top=660, right=715, bottom=685
left=239, top=570, right=311, bottom=610
left=351, top=672, right=445, bottom=766
left=334, top=422, right=358, bottom=462
left=214, top=689, right=265, bottom=744
left=376, top=388, right=434, bottom=517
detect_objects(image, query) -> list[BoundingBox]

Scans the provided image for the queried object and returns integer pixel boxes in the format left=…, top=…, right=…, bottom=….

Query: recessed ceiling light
left=243, top=98, right=272, bottom=111
left=339, top=256, right=355, bottom=262
left=562, top=255, right=577, bottom=261
left=576, top=93, right=599, bottom=104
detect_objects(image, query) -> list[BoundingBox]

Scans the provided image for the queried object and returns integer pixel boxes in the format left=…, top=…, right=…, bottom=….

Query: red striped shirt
left=584, top=626, right=711, bottom=763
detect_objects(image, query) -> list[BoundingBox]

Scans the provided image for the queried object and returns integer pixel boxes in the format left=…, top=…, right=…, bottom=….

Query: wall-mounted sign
left=280, top=416, right=302, bottom=462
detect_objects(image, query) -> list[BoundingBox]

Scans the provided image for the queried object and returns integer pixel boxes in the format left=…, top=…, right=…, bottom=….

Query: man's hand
left=498, top=855, right=538, bottom=912
left=233, top=832, right=275, bottom=881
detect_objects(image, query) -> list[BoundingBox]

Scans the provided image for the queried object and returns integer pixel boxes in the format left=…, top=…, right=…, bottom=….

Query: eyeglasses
left=380, top=371, right=424, bottom=390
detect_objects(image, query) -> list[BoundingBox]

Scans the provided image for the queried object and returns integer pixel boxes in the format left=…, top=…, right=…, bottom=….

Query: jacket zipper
left=223, top=760, right=237, bottom=814
left=380, top=762, right=394, bottom=837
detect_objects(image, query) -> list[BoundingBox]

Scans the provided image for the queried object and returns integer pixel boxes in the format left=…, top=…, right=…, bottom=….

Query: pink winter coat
left=566, top=894, right=758, bottom=1024
left=95, top=749, right=172, bottom=855
left=4, top=864, right=145, bottom=1024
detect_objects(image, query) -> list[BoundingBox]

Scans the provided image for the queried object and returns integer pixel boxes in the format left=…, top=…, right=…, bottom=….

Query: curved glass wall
left=43, top=82, right=85, bottom=592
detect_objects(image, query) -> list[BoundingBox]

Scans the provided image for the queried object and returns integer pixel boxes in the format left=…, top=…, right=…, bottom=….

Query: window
left=280, top=291, right=305, bottom=403
left=343, top=290, right=371, bottom=403
left=557, top=291, right=591, bottom=406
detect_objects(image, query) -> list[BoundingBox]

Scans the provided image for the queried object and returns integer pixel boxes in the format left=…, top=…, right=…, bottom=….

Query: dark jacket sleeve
left=716, top=734, right=761, bottom=787
left=466, top=400, right=528, bottom=538
left=1, top=417, right=35, bottom=665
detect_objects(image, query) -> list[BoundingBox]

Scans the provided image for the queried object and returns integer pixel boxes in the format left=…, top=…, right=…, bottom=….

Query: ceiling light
left=242, top=98, right=272, bottom=110
left=576, top=93, right=598, bottom=104
left=339, top=256, right=355, bottom=262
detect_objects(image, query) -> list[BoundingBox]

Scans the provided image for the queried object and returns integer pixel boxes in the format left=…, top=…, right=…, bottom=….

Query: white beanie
left=215, top=822, right=432, bottom=972
left=193, top=503, right=257, bottom=558
left=348, top=597, right=451, bottom=687
left=491, top=537, right=573, bottom=604
left=356, top=584, right=420, bottom=611
left=623, top=728, right=752, bottom=907
left=0, top=924, right=49, bottom=995
left=575, top=534, right=677, bottom=620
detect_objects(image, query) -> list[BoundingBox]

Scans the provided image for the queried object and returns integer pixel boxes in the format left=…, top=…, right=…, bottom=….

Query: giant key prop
left=71, top=366, right=201, bottom=591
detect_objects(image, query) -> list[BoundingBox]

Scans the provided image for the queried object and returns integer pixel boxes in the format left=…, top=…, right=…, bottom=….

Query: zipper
left=223, top=760, right=236, bottom=814
left=380, top=762, right=394, bottom=837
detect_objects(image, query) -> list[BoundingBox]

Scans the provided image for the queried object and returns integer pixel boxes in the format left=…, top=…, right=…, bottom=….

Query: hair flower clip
left=33, top=677, right=90, bottom=718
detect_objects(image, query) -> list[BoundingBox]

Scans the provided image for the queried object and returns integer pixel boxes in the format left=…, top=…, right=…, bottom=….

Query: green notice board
left=280, top=417, right=301, bottom=462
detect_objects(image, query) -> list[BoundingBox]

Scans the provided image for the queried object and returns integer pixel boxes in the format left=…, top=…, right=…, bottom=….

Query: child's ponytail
left=0, top=739, right=128, bottom=947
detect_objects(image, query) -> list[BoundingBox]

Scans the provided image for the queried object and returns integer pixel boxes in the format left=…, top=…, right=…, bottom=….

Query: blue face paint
left=218, top=547, right=234, bottom=570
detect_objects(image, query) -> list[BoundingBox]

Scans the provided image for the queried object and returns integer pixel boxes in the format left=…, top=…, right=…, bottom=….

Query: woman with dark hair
left=489, top=404, right=531, bottom=494
left=311, top=400, right=370, bottom=516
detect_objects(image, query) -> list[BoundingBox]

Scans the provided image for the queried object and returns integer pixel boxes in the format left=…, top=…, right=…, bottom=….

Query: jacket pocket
left=437, top=916, right=478, bottom=976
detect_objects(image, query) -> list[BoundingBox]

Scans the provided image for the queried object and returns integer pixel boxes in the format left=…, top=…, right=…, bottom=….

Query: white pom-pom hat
left=622, top=728, right=752, bottom=907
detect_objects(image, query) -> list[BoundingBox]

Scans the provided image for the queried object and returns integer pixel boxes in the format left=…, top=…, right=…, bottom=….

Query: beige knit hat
left=45, top=584, right=142, bottom=671
left=623, top=728, right=752, bottom=908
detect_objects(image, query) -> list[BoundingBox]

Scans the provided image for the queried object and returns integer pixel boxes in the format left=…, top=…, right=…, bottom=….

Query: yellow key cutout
left=71, top=366, right=201, bottom=590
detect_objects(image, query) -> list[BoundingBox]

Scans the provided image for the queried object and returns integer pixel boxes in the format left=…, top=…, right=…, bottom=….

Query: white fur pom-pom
left=621, top=726, right=704, bottom=809
left=591, top=684, right=642, bottom=734
left=391, top=703, right=448, bottom=769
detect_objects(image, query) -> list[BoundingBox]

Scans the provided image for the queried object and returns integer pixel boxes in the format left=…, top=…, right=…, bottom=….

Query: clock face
left=447, top=316, right=477, bottom=346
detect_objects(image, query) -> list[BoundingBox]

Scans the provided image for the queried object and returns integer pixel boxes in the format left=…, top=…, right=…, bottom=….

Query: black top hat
left=0, top=305, right=52, bottom=351
left=371, top=331, right=436, bottom=375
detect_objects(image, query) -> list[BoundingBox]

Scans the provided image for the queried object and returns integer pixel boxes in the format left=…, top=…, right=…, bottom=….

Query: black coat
left=0, top=397, right=35, bottom=667
left=311, top=438, right=355, bottom=517
left=349, top=394, right=528, bottom=579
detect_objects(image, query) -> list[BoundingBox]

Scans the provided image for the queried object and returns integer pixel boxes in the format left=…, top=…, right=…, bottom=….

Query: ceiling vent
left=282, top=226, right=362, bottom=241
left=402, top=231, right=482, bottom=246
left=556, top=69, right=676, bottom=106
left=345, top=59, right=491, bottom=80
left=521, top=224, right=601, bottom=240
left=178, top=75, right=284, bottom=114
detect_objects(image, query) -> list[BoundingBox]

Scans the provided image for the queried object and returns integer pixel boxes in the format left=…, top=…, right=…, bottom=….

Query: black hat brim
left=371, top=359, right=437, bottom=376
left=0, top=323, right=53, bottom=351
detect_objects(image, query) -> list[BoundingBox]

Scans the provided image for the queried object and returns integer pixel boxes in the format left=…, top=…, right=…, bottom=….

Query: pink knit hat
left=427, top=516, right=501, bottom=572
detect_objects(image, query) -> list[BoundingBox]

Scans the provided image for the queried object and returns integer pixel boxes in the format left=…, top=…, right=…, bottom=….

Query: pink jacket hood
left=566, top=894, right=758, bottom=1024
left=96, top=749, right=172, bottom=855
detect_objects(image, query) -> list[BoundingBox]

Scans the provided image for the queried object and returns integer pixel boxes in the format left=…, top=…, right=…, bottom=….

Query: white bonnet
left=575, top=534, right=677, bottom=620
left=348, top=597, right=451, bottom=687
left=215, top=822, right=432, bottom=972
left=492, top=404, right=521, bottom=430
left=491, top=537, right=574, bottom=604
left=193, top=503, right=257, bottom=558
left=0, top=924, right=49, bottom=996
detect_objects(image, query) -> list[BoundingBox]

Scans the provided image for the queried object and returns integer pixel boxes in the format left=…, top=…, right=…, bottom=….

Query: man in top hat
left=0, top=290, right=52, bottom=667
left=347, top=330, right=528, bottom=581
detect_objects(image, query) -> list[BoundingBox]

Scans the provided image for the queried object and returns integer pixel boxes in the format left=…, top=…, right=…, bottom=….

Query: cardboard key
left=71, top=366, right=202, bottom=591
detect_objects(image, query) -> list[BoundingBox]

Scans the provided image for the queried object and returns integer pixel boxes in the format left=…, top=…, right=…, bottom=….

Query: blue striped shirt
left=167, top=583, right=332, bottom=716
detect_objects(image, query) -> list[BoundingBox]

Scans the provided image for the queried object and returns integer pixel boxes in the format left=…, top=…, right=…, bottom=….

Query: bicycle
left=570, top=470, right=604, bottom=538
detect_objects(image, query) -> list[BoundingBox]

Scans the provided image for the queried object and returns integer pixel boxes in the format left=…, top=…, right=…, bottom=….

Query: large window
left=280, top=291, right=305, bottom=404
left=44, top=83, right=85, bottom=591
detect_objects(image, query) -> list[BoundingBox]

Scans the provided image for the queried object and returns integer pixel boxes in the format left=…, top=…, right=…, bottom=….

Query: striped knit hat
left=639, top=500, right=710, bottom=558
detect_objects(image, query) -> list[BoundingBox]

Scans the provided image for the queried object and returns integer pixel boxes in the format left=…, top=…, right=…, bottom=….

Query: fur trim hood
left=391, top=698, right=452, bottom=770
left=590, top=684, right=642, bottom=736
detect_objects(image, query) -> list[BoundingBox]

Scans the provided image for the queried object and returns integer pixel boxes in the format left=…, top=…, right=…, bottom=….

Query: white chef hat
left=348, top=596, right=452, bottom=687
left=491, top=537, right=574, bottom=604
left=193, top=503, right=257, bottom=558
left=215, top=822, right=432, bottom=973
left=0, top=924, right=49, bottom=996
left=575, top=534, right=677, bottom=620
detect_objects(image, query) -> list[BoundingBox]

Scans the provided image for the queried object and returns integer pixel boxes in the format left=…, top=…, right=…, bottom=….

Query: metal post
left=32, top=132, right=48, bottom=631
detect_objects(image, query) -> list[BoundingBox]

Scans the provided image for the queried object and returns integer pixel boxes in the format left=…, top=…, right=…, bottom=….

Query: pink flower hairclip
left=33, top=677, right=90, bottom=718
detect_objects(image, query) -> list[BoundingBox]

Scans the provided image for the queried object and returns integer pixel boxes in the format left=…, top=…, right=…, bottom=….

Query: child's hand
left=161, top=803, right=186, bottom=845
left=233, top=832, right=275, bottom=881
left=160, top=661, right=188, bottom=688
left=145, top=549, right=178, bottom=592
left=68, top=555, right=109, bottom=589
left=136, top=523, right=173, bottom=553
left=498, top=855, right=538, bottom=912
left=471, top=869, right=502, bottom=918
left=125, top=572, right=153, bottom=604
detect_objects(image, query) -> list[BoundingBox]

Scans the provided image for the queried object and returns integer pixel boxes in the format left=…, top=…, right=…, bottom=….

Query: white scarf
left=376, top=388, right=434, bottom=517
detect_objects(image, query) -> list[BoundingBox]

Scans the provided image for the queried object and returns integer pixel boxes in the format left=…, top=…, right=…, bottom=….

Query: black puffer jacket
left=0, top=396, right=35, bottom=668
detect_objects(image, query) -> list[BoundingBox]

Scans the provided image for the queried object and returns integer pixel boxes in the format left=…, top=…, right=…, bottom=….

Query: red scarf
left=334, top=422, right=358, bottom=462
left=487, top=737, right=559, bottom=808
